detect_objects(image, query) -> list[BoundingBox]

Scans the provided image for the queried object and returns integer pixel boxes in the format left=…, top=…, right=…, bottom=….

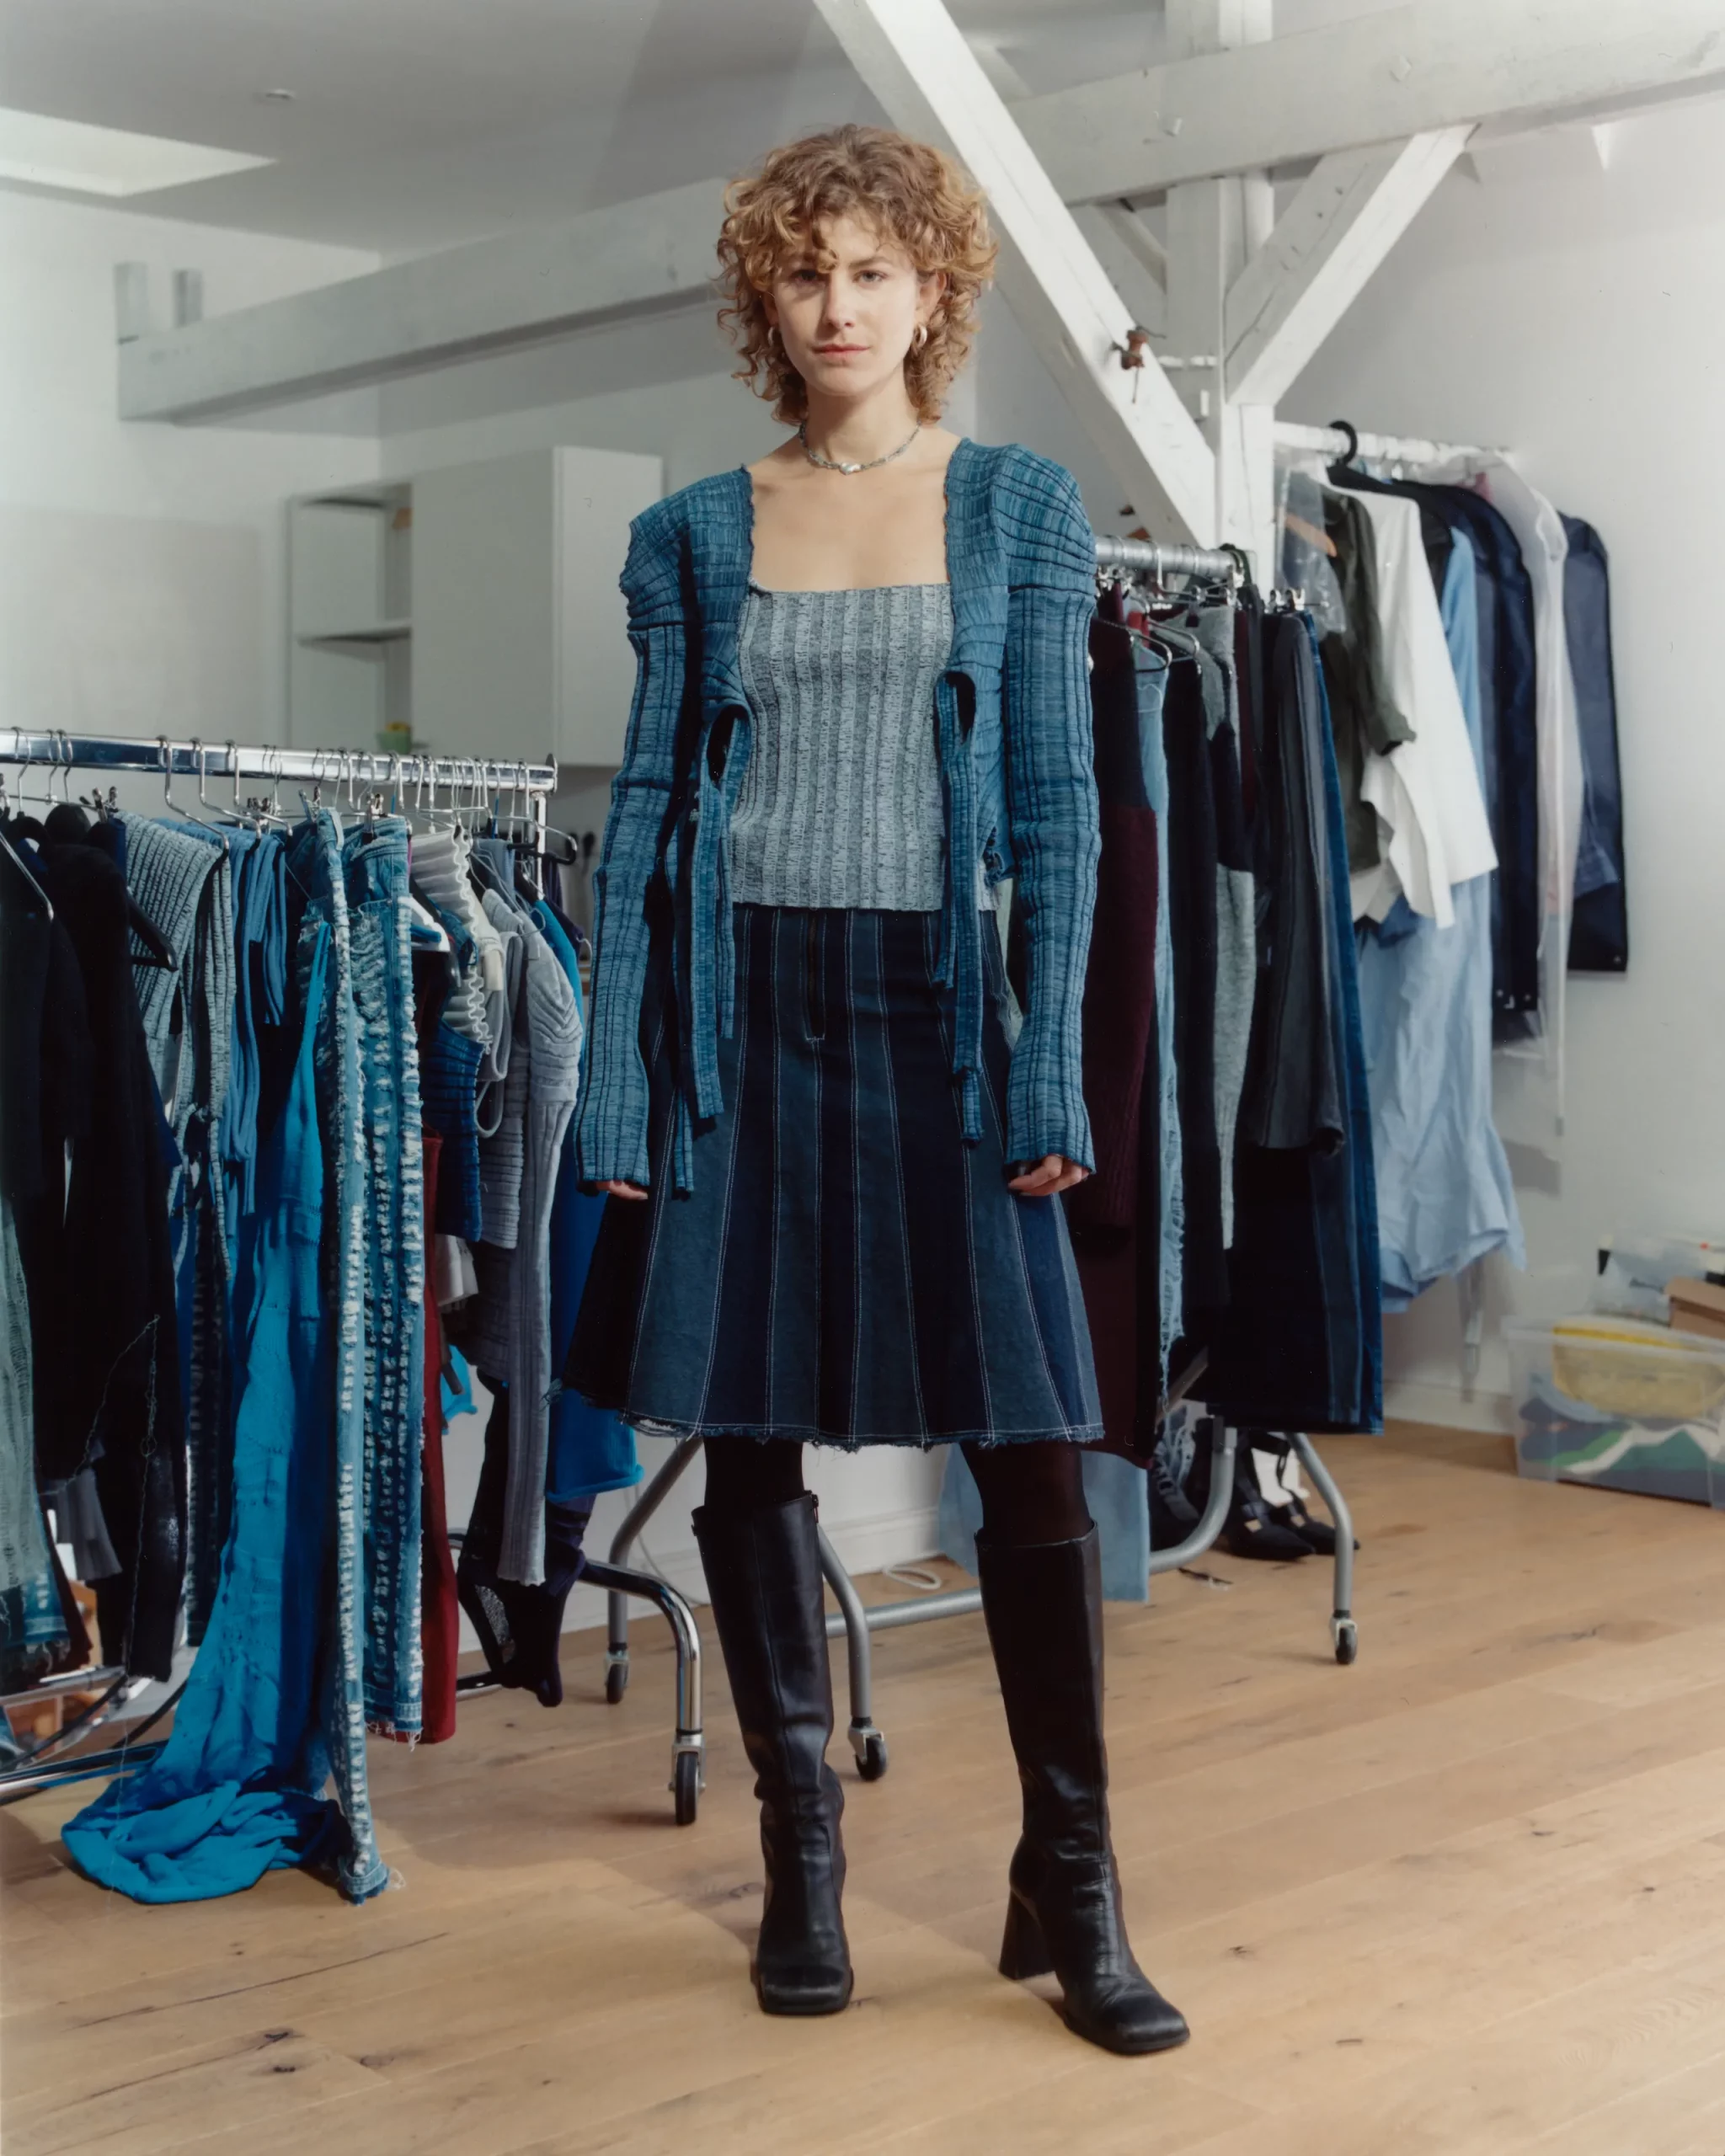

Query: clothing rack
left=2, top=719, right=1357, bottom=1823
left=0, top=728, right=714, bottom=1822
left=0, top=731, right=556, bottom=828
left=601, top=526, right=1362, bottom=1765
left=601, top=526, right=1359, bottom=1778
left=602, top=1426, right=1356, bottom=1791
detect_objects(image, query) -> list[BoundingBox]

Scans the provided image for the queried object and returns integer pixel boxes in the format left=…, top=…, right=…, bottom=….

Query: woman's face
left=764, top=211, right=943, bottom=407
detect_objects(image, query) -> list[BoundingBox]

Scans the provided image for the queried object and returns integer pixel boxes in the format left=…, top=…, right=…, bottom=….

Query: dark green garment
left=1318, top=492, right=1413, bottom=873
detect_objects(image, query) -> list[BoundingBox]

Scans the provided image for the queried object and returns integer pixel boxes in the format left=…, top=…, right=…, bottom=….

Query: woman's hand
left=1007, top=1154, right=1089, bottom=1198
left=599, top=1180, right=649, bottom=1201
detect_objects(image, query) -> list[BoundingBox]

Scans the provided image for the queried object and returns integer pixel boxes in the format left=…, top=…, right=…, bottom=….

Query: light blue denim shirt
left=573, top=438, right=1103, bottom=1196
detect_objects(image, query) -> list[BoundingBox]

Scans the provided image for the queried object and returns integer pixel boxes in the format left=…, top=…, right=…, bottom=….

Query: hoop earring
left=911, top=323, right=929, bottom=354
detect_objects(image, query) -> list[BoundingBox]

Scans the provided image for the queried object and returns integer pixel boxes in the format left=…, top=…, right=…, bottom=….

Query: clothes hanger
left=0, top=822, right=54, bottom=919
left=0, top=773, right=55, bottom=920
left=261, top=746, right=294, bottom=830
left=49, top=732, right=77, bottom=811
left=158, top=736, right=228, bottom=851
left=168, top=740, right=232, bottom=851
left=13, top=742, right=52, bottom=816
left=197, top=739, right=256, bottom=831
left=1327, top=417, right=1362, bottom=475
left=296, top=746, right=329, bottom=827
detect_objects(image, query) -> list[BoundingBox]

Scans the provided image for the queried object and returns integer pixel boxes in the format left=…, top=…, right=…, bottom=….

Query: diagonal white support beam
left=1069, top=204, right=1166, bottom=338
left=1226, top=126, right=1472, bottom=407
left=1092, top=203, right=1167, bottom=293
left=118, top=178, right=729, bottom=423
left=1017, top=0, right=1725, bottom=201
left=812, top=0, right=1215, bottom=543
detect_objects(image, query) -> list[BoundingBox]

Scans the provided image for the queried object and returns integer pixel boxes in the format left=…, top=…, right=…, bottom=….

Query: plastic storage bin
left=1507, top=1319, right=1725, bottom=1507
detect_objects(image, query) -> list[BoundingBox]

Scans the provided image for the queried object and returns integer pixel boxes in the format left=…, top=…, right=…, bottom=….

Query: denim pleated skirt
left=564, top=901, right=1103, bottom=1450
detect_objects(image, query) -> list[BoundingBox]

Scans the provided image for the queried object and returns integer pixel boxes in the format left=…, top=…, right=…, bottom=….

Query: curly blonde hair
left=716, top=125, right=996, bottom=427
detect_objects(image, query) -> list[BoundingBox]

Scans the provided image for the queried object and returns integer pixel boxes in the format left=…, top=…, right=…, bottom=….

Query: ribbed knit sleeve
left=571, top=499, right=686, bottom=1190
left=998, top=449, right=1102, bottom=1173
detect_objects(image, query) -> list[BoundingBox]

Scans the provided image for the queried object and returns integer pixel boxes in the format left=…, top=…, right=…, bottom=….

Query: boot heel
left=999, top=1894, right=1054, bottom=1981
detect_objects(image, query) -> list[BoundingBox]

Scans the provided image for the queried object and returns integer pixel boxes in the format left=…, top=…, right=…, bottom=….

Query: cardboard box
left=1669, top=1278, right=1725, bottom=1342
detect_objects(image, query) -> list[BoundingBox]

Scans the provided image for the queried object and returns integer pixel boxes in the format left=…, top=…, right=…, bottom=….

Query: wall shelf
left=301, top=485, right=409, bottom=513
left=296, top=620, right=412, bottom=648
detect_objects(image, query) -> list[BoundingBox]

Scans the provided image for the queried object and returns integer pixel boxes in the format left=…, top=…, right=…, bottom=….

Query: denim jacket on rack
left=571, top=438, right=1103, bottom=1197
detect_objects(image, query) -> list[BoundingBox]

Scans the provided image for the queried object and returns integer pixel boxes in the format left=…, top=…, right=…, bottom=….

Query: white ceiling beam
left=1225, top=125, right=1472, bottom=407
left=1016, top=0, right=1725, bottom=201
left=118, top=177, right=729, bottom=424
left=811, top=0, right=1215, bottom=543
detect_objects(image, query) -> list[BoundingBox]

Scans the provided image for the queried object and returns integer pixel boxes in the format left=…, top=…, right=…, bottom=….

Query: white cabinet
left=286, top=446, right=662, bottom=767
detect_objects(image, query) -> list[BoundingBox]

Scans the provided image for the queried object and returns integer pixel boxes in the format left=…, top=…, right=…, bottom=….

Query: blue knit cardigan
left=571, top=436, right=1102, bottom=1196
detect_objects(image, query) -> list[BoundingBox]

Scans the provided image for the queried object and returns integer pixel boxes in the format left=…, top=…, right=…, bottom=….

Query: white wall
left=0, top=191, right=382, bottom=749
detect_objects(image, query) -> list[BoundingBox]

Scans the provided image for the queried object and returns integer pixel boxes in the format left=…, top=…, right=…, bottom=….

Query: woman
left=566, top=124, right=1186, bottom=2057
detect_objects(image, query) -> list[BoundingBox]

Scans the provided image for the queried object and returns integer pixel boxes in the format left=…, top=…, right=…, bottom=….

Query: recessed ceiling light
left=0, top=105, right=273, bottom=197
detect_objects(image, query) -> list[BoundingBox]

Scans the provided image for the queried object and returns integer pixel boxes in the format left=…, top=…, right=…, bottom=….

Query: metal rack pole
left=1288, top=1433, right=1359, bottom=1664
left=605, top=1439, right=703, bottom=1704
left=1093, top=534, right=1238, bottom=582
left=0, top=731, right=557, bottom=797
left=1272, top=420, right=1501, bottom=469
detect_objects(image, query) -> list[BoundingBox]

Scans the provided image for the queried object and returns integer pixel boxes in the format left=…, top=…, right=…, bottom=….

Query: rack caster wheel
left=1332, top=1617, right=1359, bottom=1666
left=849, top=1723, right=889, bottom=1781
left=671, top=1748, right=702, bottom=1825
left=605, top=1657, right=628, bottom=1705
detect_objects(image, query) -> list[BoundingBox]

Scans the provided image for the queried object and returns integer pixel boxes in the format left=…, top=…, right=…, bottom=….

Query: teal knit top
left=573, top=439, right=1101, bottom=1197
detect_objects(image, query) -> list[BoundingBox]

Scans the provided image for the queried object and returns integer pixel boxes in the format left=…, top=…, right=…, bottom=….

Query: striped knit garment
left=572, top=441, right=1102, bottom=1195
left=124, top=817, right=233, bottom=1155
left=729, top=581, right=953, bottom=911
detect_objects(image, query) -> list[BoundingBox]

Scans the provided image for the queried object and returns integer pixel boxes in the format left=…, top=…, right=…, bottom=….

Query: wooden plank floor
left=7, top=1423, right=1725, bottom=2155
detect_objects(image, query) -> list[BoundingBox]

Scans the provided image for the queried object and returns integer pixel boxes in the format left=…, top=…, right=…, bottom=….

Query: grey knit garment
left=458, top=914, right=583, bottom=1586
left=124, top=816, right=233, bottom=1156
left=475, top=889, right=529, bottom=1247
left=729, top=580, right=953, bottom=910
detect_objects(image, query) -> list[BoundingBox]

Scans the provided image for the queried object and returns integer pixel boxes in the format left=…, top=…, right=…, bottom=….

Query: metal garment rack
left=1273, top=420, right=1500, bottom=472
left=0, top=728, right=710, bottom=1822
left=598, top=522, right=1356, bottom=1797
left=0, top=731, right=557, bottom=835
left=601, top=1424, right=1356, bottom=1795
left=1093, top=532, right=1240, bottom=584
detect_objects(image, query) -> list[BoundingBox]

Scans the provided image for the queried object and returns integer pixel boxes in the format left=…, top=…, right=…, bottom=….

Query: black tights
left=701, top=1438, right=1092, bottom=1547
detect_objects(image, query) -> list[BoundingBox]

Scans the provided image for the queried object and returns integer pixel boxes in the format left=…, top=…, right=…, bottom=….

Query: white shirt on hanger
left=1351, top=488, right=1497, bottom=928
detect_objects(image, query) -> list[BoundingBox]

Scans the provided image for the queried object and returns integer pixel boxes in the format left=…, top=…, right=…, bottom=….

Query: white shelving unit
left=285, top=448, right=661, bottom=769
left=286, top=481, right=414, bottom=757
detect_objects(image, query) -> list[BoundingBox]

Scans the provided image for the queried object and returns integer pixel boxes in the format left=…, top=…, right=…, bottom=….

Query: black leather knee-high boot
left=977, top=1524, right=1188, bottom=2056
left=692, top=1492, right=853, bottom=2016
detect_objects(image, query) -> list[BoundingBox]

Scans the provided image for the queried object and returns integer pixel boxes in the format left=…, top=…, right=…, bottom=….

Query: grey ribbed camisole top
left=729, top=580, right=961, bottom=912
